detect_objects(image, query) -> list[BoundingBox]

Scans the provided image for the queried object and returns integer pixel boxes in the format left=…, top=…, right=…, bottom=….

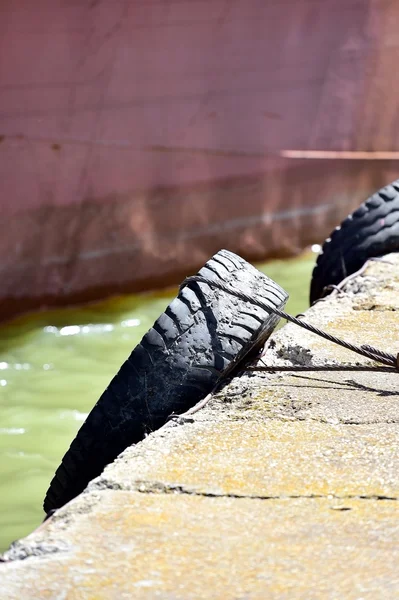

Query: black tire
left=310, top=179, right=399, bottom=304
left=44, top=249, right=288, bottom=513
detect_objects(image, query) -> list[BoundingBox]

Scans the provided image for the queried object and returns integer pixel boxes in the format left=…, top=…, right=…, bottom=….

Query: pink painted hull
left=1, top=0, right=398, bottom=319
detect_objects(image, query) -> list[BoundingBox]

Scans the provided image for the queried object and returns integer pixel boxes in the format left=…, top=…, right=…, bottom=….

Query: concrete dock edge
left=1, top=255, right=399, bottom=599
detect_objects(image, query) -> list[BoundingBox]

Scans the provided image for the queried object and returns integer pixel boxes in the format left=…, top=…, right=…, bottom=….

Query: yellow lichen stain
left=97, top=507, right=171, bottom=533
left=33, top=495, right=399, bottom=598
left=101, top=417, right=398, bottom=501
left=3, top=492, right=399, bottom=598
left=307, top=309, right=399, bottom=357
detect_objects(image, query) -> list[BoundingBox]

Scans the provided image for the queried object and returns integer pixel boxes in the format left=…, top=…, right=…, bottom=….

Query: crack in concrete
left=136, top=482, right=399, bottom=502
left=1, top=481, right=397, bottom=565
left=193, top=411, right=399, bottom=426
left=90, top=478, right=398, bottom=502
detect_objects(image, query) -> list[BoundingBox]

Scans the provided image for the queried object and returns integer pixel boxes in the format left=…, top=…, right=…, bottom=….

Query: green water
left=0, top=253, right=314, bottom=552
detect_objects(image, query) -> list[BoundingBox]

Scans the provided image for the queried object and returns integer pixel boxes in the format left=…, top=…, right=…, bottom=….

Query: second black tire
left=310, top=179, right=399, bottom=304
left=44, top=249, right=288, bottom=514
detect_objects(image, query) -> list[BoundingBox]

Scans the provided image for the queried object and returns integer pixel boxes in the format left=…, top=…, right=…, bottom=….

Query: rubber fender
left=44, top=249, right=288, bottom=513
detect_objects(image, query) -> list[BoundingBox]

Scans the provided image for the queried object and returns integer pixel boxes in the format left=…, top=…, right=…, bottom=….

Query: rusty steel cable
left=180, top=275, right=399, bottom=371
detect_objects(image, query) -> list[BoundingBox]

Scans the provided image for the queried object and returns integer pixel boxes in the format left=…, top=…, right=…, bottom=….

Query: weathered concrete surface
left=1, top=255, right=399, bottom=598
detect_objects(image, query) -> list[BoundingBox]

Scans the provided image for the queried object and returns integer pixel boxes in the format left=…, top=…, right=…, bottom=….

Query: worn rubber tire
left=44, top=249, right=288, bottom=514
left=310, top=179, right=399, bottom=304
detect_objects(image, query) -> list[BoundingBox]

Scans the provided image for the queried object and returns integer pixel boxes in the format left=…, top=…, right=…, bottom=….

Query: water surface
left=0, top=253, right=314, bottom=552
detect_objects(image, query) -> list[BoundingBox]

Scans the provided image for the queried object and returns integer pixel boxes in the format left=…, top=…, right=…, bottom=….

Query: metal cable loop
left=180, top=275, right=398, bottom=370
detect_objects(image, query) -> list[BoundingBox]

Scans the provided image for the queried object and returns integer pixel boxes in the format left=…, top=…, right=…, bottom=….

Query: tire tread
left=44, top=249, right=288, bottom=514
left=310, top=179, right=399, bottom=303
